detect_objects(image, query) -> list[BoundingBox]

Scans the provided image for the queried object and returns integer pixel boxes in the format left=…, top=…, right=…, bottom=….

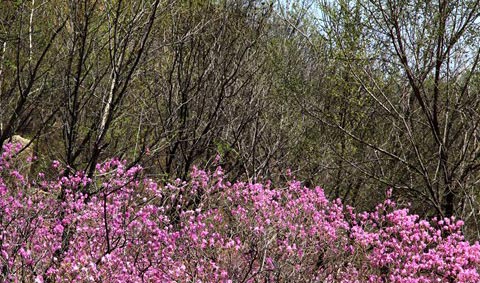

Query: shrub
left=1, top=143, right=479, bottom=282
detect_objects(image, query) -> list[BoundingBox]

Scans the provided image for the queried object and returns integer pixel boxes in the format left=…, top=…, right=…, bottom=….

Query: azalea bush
left=1, top=142, right=479, bottom=282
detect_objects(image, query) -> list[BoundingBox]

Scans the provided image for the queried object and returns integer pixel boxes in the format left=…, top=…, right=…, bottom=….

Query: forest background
left=1, top=0, right=480, bottom=240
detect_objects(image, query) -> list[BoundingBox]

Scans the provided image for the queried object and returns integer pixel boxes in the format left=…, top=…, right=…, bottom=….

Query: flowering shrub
left=1, top=142, right=479, bottom=282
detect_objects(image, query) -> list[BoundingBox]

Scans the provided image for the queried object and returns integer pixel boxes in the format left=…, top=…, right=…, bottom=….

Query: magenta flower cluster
left=1, top=143, right=479, bottom=282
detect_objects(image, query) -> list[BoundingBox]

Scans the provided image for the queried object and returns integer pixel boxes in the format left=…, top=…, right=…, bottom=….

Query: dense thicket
left=1, top=0, right=480, bottom=238
left=1, top=143, right=479, bottom=282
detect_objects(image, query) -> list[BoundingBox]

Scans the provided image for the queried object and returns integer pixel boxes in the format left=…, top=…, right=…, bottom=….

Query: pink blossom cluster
left=1, top=143, right=479, bottom=282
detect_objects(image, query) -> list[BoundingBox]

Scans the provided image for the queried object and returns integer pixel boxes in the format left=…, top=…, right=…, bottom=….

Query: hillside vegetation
left=1, top=0, right=480, bottom=279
